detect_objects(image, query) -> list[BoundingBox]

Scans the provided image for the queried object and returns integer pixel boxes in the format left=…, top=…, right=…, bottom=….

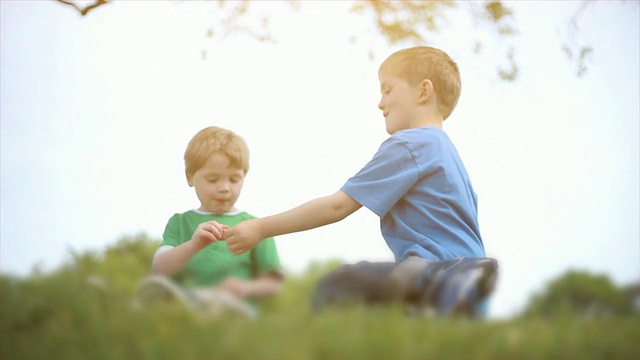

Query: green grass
left=2, top=274, right=639, bottom=360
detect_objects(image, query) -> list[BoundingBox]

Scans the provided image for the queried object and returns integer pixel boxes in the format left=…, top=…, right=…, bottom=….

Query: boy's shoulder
left=393, top=126, right=446, bottom=141
left=386, top=126, right=450, bottom=150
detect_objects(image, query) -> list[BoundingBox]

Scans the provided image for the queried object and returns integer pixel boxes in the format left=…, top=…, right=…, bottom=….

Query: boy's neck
left=416, top=117, right=443, bottom=129
left=411, top=102, right=444, bottom=129
left=408, top=112, right=444, bottom=130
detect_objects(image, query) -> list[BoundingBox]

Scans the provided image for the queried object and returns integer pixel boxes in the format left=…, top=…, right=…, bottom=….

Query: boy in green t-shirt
left=139, top=126, right=283, bottom=319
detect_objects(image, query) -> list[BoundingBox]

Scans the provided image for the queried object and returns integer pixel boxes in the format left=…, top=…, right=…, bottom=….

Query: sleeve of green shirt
left=162, top=213, right=182, bottom=247
left=250, top=236, right=282, bottom=277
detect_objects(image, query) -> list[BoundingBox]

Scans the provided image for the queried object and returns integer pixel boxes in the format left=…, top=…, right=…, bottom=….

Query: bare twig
left=562, top=0, right=595, bottom=77
left=55, top=0, right=110, bottom=16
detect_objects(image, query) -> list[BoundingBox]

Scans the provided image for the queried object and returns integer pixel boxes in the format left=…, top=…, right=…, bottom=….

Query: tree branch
left=55, top=0, right=110, bottom=16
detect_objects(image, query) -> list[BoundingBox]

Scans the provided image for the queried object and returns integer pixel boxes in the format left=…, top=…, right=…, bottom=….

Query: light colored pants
left=136, top=275, right=257, bottom=320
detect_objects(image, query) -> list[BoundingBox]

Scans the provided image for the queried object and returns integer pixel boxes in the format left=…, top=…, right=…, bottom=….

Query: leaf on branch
left=352, top=0, right=455, bottom=41
left=498, top=25, right=516, bottom=36
left=208, top=0, right=280, bottom=43
left=560, top=2, right=597, bottom=78
left=498, top=47, right=518, bottom=81
left=576, top=46, right=593, bottom=77
left=485, top=1, right=512, bottom=22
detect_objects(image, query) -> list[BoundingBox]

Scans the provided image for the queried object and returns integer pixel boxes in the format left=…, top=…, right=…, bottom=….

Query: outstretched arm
left=225, top=190, right=361, bottom=254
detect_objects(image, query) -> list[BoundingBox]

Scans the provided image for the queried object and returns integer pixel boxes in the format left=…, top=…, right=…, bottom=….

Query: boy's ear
left=418, top=79, right=434, bottom=104
left=186, top=170, right=194, bottom=187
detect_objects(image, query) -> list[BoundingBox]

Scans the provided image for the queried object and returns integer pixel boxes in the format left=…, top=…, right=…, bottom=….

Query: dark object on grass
left=311, top=257, right=498, bottom=318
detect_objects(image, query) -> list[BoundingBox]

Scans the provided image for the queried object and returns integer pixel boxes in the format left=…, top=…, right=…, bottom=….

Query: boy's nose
left=378, top=98, right=385, bottom=111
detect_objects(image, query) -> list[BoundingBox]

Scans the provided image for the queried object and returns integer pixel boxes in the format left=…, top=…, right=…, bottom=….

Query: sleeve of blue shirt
left=341, top=137, right=419, bottom=217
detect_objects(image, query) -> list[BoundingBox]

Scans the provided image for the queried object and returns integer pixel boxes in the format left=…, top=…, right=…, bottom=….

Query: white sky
left=1, top=1, right=638, bottom=319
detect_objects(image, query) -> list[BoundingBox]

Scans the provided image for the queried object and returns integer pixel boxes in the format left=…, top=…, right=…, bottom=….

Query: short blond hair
left=184, top=126, right=250, bottom=175
left=380, top=46, right=461, bottom=120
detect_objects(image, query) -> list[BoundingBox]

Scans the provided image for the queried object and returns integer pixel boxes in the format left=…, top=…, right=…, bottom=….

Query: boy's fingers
left=206, top=221, right=231, bottom=240
left=200, top=223, right=222, bottom=241
left=226, top=238, right=245, bottom=255
left=230, top=247, right=246, bottom=255
left=220, top=226, right=231, bottom=240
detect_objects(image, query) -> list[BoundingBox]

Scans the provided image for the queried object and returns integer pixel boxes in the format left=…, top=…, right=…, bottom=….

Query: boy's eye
left=206, top=178, right=218, bottom=183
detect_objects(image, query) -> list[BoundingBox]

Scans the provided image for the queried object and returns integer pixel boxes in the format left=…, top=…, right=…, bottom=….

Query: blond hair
left=184, top=126, right=250, bottom=175
left=380, top=46, right=461, bottom=120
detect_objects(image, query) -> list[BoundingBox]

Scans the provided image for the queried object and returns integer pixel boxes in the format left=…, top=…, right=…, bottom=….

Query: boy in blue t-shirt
left=224, top=46, right=496, bottom=317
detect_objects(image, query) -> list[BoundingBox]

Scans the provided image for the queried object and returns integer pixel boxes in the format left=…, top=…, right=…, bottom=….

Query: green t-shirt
left=162, top=210, right=281, bottom=288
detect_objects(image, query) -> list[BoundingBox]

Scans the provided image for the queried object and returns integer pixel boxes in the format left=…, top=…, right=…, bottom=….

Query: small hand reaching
left=192, top=220, right=229, bottom=249
left=224, top=219, right=264, bottom=255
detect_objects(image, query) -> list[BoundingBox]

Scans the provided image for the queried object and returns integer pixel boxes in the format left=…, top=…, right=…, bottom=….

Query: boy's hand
left=225, top=219, right=263, bottom=255
left=192, top=220, right=229, bottom=248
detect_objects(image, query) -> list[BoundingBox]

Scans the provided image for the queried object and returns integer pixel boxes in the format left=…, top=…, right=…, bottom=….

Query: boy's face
left=186, top=152, right=245, bottom=214
left=378, top=70, right=422, bottom=135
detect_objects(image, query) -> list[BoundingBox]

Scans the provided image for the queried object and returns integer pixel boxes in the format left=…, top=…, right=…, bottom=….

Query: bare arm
left=225, top=190, right=362, bottom=254
left=263, top=190, right=362, bottom=236
left=151, top=241, right=202, bottom=277
left=152, top=220, right=227, bottom=276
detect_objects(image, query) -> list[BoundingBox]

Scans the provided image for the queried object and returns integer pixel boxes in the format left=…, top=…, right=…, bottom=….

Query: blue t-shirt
left=341, top=126, right=485, bottom=261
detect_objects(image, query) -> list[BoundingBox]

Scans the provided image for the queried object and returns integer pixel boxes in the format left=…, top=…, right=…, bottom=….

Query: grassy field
left=2, top=272, right=639, bottom=360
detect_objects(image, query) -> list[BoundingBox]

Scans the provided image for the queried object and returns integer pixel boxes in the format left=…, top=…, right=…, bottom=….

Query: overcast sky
left=2, top=1, right=638, bottom=319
